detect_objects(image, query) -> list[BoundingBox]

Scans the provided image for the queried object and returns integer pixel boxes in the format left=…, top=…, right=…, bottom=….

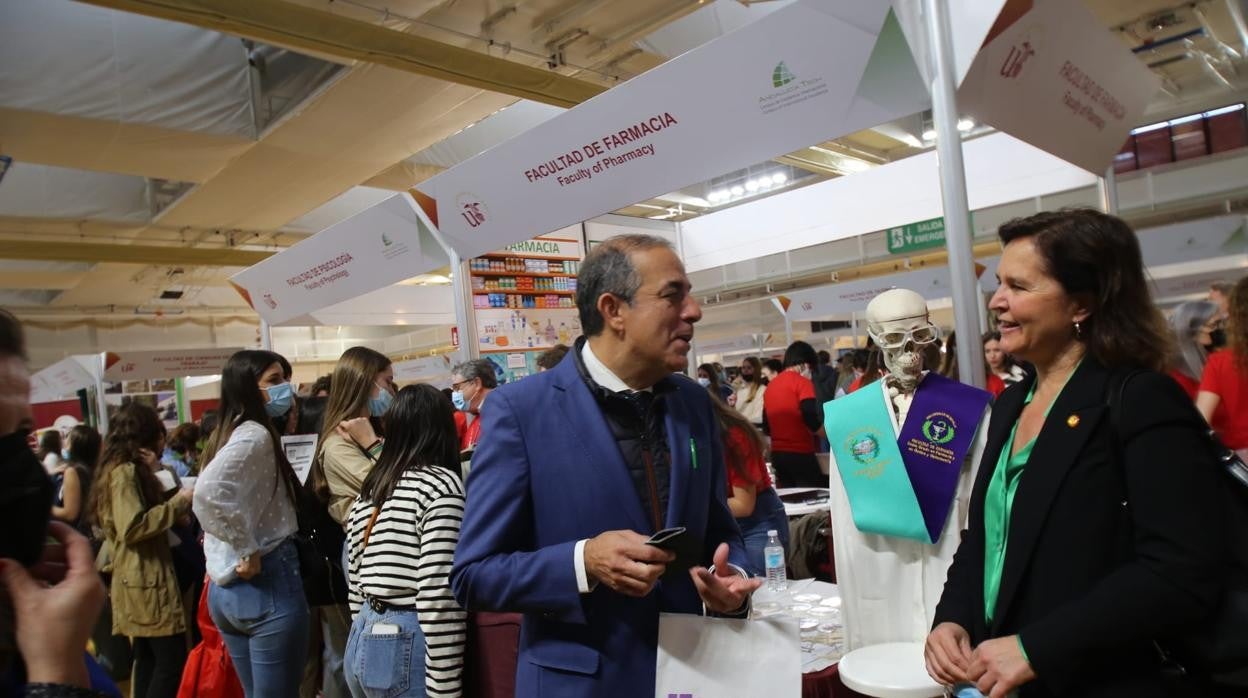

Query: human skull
left=865, top=289, right=940, bottom=395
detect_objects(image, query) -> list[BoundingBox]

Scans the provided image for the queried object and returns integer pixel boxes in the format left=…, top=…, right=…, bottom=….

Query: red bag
left=177, top=579, right=244, bottom=698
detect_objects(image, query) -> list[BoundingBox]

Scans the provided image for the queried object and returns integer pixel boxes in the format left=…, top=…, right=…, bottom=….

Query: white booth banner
left=30, top=356, right=97, bottom=404
left=231, top=194, right=444, bottom=325
left=415, top=0, right=893, bottom=260
left=782, top=264, right=987, bottom=321
left=103, top=347, right=242, bottom=381
left=392, top=355, right=454, bottom=386
left=957, top=0, right=1161, bottom=174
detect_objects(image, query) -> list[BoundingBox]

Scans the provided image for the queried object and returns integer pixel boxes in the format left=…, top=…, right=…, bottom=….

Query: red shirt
left=763, top=370, right=816, bottom=454
left=724, top=424, right=773, bottom=492
left=1199, top=350, right=1248, bottom=449
left=986, top=373, right=1006, bottom=398
left=453, top=411, right=468, bottom=444
left=1168, top=369, right=1199, bottom=401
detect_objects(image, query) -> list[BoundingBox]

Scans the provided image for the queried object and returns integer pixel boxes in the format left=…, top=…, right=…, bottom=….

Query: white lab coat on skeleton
left=825, top=373, right=989, bottom=651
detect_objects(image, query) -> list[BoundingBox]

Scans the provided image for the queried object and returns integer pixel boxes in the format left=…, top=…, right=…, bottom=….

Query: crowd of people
left=1, top=211, right=1245, bottom=697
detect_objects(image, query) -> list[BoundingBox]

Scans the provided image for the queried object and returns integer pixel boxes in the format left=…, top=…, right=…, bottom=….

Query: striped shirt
left=346, top=465, right=466, bottom=697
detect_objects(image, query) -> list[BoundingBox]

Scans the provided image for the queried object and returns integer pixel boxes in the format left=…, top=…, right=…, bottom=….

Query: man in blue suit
left=451, top=234, right=760, bottom=698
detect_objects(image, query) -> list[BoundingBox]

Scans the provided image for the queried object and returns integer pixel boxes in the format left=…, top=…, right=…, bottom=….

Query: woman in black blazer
left=925, top=209, right=1228, bottom=697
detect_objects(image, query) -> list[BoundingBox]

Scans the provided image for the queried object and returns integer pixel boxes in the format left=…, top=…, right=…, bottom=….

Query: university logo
left=772, top=61, right=796, bottom=88
left=456, top=193, right=487, bottom=228
left=849, top=433, right=880, bottom=466
left=922, top=412, right=956, bottom=445
left=801, top=301, right=814, bottom=311
left=262, top=293, right=277, bottom=310
left=1000, top=40, right=1035, bottom=79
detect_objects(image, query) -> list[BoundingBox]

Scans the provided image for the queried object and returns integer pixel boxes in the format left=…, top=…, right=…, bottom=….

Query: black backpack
left=293, top=480, right=349, bottom=607
left=1109, top=370, right=1248, bottom=689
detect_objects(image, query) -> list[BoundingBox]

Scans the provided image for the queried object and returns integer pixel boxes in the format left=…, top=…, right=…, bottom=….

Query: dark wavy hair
left=998, top=208, right=1170, bottom=372
left=1229, top=276, right=1248, bottom=371
left=201, top=350, right=299, bottom=507
left=87, top=403, right=167, bottom=528
left=359, top=384, right=460, bottom=507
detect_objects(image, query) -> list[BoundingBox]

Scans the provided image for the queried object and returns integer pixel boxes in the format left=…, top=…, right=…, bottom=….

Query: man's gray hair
left=452, top=359, right=498, bottom=389
left=576, top=234, right=674, bottom=337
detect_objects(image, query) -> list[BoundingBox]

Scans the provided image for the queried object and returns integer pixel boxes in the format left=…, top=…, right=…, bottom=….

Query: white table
left=777, top=487, right=831, bottom=518
left=752, top=578, right=844, bottom=674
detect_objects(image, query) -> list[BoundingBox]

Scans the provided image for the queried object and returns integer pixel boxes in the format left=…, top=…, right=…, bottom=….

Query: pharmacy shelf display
left=469, top=235, right=584, bottom=382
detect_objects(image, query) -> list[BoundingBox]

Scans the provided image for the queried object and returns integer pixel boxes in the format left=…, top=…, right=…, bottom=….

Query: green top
left=983, top=383, right=1038, bottom=625
left=983, top=363, right=1079, bottom=627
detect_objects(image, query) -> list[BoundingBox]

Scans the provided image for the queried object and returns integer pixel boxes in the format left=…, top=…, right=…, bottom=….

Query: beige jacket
left=99, top=462, right=190, bottom=637
left=322, top=433, right=374, bottom=525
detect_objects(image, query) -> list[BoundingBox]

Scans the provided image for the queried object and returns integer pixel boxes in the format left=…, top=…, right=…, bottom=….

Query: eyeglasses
left=870, top=323, right=942, bottom=350
left=450, top=378, right=475, bottom=391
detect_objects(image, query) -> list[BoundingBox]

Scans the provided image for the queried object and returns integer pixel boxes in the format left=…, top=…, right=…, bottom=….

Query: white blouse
left=193, top=420, right=298, bottom=585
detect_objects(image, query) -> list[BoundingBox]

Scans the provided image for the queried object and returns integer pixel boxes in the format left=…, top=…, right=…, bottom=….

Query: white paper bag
left=655, top=613, right=801, bottom=698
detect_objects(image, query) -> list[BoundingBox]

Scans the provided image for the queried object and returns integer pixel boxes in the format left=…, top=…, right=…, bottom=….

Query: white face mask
left=697, top=377, right=711, bottom=387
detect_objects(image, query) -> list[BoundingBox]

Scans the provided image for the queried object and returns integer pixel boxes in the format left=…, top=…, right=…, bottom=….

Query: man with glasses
left=450, top=359, right=498, bottom=452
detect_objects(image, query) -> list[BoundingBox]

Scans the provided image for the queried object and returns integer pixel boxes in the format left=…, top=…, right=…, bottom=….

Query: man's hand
left=968, top=635, right=1036, bottom=698
left=925, top=622, right=973, bottom=686
left=584, top=530, right=674, bottom=597
left=689, top=542, right=762, bottom=614
left=1, top=522, right=105, bottom=688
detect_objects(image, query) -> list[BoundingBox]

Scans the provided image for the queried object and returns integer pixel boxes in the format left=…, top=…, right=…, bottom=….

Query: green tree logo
left=773, top=61, right=796, bottom=88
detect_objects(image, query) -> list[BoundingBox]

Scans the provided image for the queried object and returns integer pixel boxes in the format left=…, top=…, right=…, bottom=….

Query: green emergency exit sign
left=886, top=217, right=947, bottom=254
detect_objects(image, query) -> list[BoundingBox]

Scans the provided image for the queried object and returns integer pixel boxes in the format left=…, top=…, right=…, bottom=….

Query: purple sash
left=896, top=373, right=992, bottom=543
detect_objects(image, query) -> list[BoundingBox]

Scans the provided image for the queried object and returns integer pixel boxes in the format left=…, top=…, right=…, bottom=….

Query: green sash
left=825, top=383, right=928, bottom=541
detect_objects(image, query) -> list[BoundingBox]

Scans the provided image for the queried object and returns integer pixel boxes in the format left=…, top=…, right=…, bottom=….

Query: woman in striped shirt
left=344, top=383, right=467, bottom=698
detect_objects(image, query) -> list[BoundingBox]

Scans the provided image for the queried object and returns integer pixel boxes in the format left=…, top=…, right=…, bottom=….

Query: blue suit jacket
left=450, top=352, right=747, bottom=698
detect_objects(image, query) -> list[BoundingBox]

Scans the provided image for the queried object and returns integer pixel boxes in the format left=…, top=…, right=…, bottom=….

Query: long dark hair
left=697, top=363, right=726, bottom=397
left=710, top=395, right=767, bottom=488
left=87, top=404, right=166, bottom=529
left=37, top=430, right=62, bottom=462
left=66, top=424, right=102, bottom=472
left=998, top=208, right=1171, bottom=371
left=201, top=350, right=299, bottom=506
left=1230, top=276, right=1248, bottom=371
left=359, top=384, right=460, bottom=507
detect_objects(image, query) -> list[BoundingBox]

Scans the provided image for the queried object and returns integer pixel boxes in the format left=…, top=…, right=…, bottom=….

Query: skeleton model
left=826, top=289, right=989, bottom=650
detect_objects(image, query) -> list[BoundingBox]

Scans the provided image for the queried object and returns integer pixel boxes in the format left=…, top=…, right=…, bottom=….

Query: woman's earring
left=1074, top=321, right=1083, bottom=339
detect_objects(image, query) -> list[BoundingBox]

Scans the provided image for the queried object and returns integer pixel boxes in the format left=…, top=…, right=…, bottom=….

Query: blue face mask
left=697, top=377, right=711, bottom=388
left=369, top=384, right=394, bottom=417
left=451, top=390, right=467, bottom=411
left=264, top=381, right=294, bottom=417
left=61, top=448, right=71, bottom=461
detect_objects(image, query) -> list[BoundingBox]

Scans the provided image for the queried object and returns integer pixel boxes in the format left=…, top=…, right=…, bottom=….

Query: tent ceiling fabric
left=0, top=163, right=152, bottom=221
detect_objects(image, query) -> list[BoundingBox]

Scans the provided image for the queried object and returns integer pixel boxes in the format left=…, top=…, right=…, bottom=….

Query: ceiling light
left=957, top=118, right=974, bottom=132
left=731, top=185, right=745, bottom=196
left=708, top=190, right=723, bottom=203
left=759, top=174, right=775, bottom=186
left=839, top=159, right=871, bottom=173
left=922, top=129, right=936, bottom=141
left=745, top=179, right=760, bottom=192
left=1204, top=103, right=1244, bottom=117
left=1130, top=121, right=1168, bottom=135
left=772, top=172, right=788, bottom=185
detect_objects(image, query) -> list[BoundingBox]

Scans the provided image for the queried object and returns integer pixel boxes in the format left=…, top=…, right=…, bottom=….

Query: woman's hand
left=235, top=554, right=262, bottom=580
left=968, top=635, right=1036, bottom=698
left=337, top=418, right=378, bottom=449
left=925, top=622, right=973, bottom=686
left=0, top=522, right=105, bottom=688
left=136, top=447, right=161, bottom=471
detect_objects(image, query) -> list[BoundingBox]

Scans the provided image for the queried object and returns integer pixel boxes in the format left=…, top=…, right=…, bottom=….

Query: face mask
left=61, top=448, right=71, bottom=461
left=741, top=372, right=755, bottom=383
left=369, top=384, right=394, bottom=417
left=263, top=381, right=294, bottom=417
left=1208, top=328, right=1228, bottom=350
left=451, top=390, right=467, bottom=411
left=696, top=377, right=711, bottom=388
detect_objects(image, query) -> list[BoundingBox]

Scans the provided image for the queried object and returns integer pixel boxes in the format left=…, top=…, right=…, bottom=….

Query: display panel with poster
left=469, top=231, right=583, bottom=383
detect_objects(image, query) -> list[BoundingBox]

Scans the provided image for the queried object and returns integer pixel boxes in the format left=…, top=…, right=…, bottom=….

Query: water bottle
left=764, top=529, right=787, bottom=591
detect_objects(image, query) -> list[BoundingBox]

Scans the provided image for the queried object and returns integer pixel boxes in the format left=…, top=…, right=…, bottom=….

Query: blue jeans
left=345, top=602, right=428, bottom=698
left=737, top=487, right=791, bottom=577
left=208, top=540, right=309, bottom=698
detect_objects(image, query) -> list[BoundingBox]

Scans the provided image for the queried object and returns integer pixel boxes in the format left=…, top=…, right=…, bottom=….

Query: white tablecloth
left=752, top=578, right=844, bottom=673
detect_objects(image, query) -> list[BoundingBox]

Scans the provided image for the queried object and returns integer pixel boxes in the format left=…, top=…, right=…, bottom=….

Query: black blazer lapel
left=991, top=360, right=1111, bottom=633
left=663, top=387, right=693, bottom=529
left=551, top=360, right=651, bottom=533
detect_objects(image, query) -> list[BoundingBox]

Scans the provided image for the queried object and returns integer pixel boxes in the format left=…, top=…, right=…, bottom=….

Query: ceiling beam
left=0, top=240, right=272, bottom=267
left=73, top=0, right=607, bottom=108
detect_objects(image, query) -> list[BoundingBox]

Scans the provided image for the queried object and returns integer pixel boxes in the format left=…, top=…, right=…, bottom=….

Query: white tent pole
left=923, top=0, right=984, bottom=389
left=259, top=320, right=273, bottom=351
left=850, top=312, right=858, bottom=348
left=426, top=224, right=477, bottom=363
left=1098, top=165, right=1120, bottom=214
left=95, top=353, right=109, bottom=434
